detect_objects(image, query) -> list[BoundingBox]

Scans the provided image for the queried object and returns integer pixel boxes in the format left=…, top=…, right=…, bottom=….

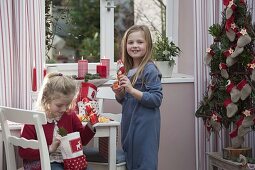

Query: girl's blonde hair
left=36, top=72, right=78, bottom=112
left=121, top=24, right=153, bottom=85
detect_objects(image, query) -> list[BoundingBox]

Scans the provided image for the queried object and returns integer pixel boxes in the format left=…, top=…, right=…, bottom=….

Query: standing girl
left=19, top=73, right=95, bottom=170
left=112, top=25, right=163, bottom=170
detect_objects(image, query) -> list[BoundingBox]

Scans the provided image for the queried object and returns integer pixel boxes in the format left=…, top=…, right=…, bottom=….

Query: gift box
left=59, top=132, right=87, bottom=170
left=77, top=82, right=97, bottom=102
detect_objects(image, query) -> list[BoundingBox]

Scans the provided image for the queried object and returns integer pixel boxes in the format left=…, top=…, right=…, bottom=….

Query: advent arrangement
left=195, top=0, right=255, bottom=164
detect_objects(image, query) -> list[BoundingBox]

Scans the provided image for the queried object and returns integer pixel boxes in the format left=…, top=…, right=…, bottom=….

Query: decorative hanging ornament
left=226, top=23, right=238, bottom=42
left=226, top=1, right=237, bottom=19
left=204, top=48, right=215, bottom=65
left=219, top=63, right=229, bottom=79
left=226, top=80, right=241, bottom=103
left=224, top=98, right=238, bottom=118
left=230, top=46, right=244, bottom=58
left=237, top=79, right=252, bottom=100
left=236, top=28, right=251, bottom=47
left=247, top=59, right=255, bottom=81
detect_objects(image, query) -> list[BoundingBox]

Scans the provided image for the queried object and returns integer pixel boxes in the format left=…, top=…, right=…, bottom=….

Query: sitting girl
left=19, top=72, right=95, bottom=170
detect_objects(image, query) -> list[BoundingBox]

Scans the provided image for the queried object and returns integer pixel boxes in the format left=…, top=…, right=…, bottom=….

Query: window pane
left=46, top=0, right=100, bottom=64
left=114, top=0, right=166, bottom=61
left=46, top=0, right=166, bottom=64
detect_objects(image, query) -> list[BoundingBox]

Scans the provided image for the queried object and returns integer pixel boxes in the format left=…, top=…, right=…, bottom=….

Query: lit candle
left=100, top=58, right=110, bottom=78
left=32, top=67, right=37, bottom=91
left=96, top=64, right=107, bottom=78
left=78, top=57, right=88, bottom=78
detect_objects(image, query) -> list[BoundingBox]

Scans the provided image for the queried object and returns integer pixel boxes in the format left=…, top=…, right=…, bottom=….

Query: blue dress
left=117, top=62, right=163, bottom=170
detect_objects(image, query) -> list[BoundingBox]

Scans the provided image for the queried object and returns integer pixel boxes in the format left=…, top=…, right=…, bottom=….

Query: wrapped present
left=59, top=132, right=87, bottom=170
left=77, top=82, right=97, bottom=102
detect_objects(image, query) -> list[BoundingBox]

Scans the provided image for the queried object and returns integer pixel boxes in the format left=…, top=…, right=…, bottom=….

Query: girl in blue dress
left=112, top=25, right=163, bottom=170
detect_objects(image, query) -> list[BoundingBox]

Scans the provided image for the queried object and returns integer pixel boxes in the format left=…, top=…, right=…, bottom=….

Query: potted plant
left=153, top=34, right=181, bottom=77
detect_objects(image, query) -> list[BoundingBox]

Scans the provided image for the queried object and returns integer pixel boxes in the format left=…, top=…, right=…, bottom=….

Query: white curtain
left=194, top=1, right=255, bottom=170
left=0, top=0, right=45, bottom=109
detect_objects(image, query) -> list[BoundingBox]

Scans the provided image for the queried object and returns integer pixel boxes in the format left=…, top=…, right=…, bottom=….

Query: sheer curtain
left=0, top=0, right=45, bottom=109
left=194, top=1, right=255, bottom=170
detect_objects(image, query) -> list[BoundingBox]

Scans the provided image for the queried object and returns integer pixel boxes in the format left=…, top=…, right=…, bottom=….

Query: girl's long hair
left=121, top=25, right=153, bottom=85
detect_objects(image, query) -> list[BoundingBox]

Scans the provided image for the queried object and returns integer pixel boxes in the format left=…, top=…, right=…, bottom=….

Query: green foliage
left=79, top=33, right=100, bottom=62
left=208, top=24, right=222, bottom=37
left=153, top=35, right=181, bottom=66
left=84, top=73, right=100, bottom=82
left=57, top=127, right=68, bottom=137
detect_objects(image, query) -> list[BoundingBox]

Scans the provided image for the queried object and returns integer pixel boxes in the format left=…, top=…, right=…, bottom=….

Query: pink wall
left=104, top=82, right=196, bottom=170
left=178, top=0, right=195, bottom=75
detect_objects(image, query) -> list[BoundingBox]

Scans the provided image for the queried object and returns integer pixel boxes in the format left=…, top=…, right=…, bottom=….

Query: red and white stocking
left=230, top=127, right=244, bottom=148
left=226, top=23, right=238, bottom=42
left=226, top=80, right=241, bottom=103
left=210, top=112, right=222, bottom=132
left=241, top=110, right=254, bottom=128
left=219, top=63, right=229, bottom=79
left=224, top=98, right=238, bottom=118
left=226, top=1, right=236, bottom=19
left=237, top=79, right=252, bottom=100
left=223, top=48, right=237, bottom=67
left=230, top=46, right=244, bottom=58
left=237, top=29, right=252, bottom=47
left=204, top=48, right=215, bottom=65
left=247, top=60, right=255, bottom=81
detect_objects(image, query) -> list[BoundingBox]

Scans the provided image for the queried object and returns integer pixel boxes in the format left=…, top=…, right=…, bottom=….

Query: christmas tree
left=195, top=0, right=255, bottom=149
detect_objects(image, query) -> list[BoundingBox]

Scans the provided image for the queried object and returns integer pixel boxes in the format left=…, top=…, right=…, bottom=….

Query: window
left=46, top=0, right=178, bottom=75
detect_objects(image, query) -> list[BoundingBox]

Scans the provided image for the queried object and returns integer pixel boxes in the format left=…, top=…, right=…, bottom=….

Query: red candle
left=101, top=58, right=110, bottom=78
left=78, top=59, right=88, bottom=78
left=96, top=65, right=107, bottom=78
left=43, top=68, right=47, bottom=77
left=32, top=67, right=37, bottom=91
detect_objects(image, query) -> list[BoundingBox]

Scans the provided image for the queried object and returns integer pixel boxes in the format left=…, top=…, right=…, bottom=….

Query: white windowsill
left=46, top=63, right=194, bottom=84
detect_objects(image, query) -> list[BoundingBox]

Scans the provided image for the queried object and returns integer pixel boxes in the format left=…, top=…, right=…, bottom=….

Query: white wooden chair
left=0, top=106, right=51, bottom=170
left=84, top=86, right=126, bottom=170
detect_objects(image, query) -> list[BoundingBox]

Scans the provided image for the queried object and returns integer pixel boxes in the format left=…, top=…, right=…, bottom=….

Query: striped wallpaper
left=0, top=0, right=45, bottom=109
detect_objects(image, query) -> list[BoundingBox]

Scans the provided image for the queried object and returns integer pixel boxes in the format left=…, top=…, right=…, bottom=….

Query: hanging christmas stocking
left=207, top=81, right=216, bottom=100
left=251, top=69, right=255, bottom=82
left=237, top=79, right=252, bottom=100
left=240, top=110, right=254, bottom=128
left=224, top=98, right=238, bottom=118
left=219, top=63, right=229, bottom=79
left=237, top=29, right=252, bottom=47
left=204, top=48, right=215, bottom=65
left=226, top=23, right=238, bottom=42
left=223, top=48, right=236, bottom=67
left=230, top=127, right=244, bottom=148
left=226, top=80, right=241, bottom=103
left=230, top=46, right=244, bottom=58
left=247, top=60, right=255, bottom=81
left=210, top=112, right=222, bottom=132
left=226, top=1, right=236, bottom=19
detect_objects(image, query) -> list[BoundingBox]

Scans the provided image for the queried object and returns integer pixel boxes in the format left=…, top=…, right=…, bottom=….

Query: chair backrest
left=96, top=86, right=122, bottom=122
left=0, top=106, right=51, bottom=170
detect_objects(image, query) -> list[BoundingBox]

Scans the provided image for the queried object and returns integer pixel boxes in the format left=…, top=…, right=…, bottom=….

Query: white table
left=84, top=120, right=120, bottom=170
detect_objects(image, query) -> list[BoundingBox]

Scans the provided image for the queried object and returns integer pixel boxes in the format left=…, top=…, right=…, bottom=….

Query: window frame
left=46, top=0, right=179, bottom=75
